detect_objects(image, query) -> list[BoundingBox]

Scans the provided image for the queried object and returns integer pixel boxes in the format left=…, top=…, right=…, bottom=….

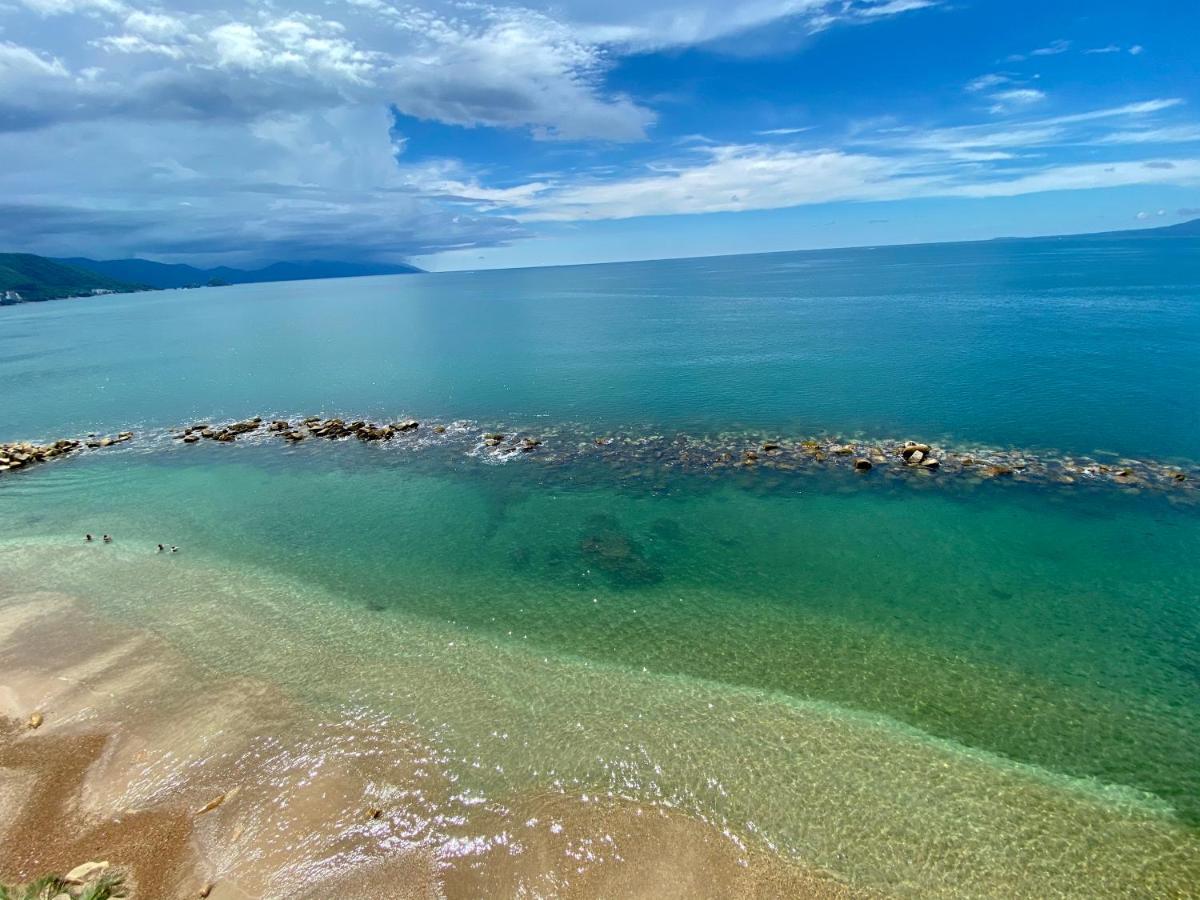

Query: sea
left=2, top=234, right=1199, bottom=896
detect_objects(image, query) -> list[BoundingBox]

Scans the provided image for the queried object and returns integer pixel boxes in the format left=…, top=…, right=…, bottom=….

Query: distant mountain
left=57, top=257, right=423, bottom=289
left=0, top=253, right=145, bottom=304
left=1111, top=216, right=1200, bottom=237
left=994, top=216, right=1200, bottom=243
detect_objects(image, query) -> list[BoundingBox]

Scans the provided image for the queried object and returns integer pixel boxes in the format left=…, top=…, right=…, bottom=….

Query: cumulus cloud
left=0, top=106, right=528, bottom=262
left=1, top=2, right=654, bottom=140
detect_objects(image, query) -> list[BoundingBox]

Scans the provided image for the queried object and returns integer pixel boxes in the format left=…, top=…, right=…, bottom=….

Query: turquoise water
left=4, top=236, right=1199, bottom=457
left=2, top=235, right=1200, bottom=895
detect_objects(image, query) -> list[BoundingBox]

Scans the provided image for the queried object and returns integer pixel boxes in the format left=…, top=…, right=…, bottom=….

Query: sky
left=0, top=0, right=1197, bottom=270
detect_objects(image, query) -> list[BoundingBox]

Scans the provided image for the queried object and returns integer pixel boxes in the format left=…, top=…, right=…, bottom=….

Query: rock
left=853, top=458, right=872, bottom=471
left=215, top=432, right=235, bottom=442
left=899, top=442, right=931, bottom=460
left=269, top=420, right=289, bottom=432
left=433, top=425, right=446, bottom=434
left=906, top=449, right=925, bottom=465
left=1171, top=471, right=1187, bottom=482
left=284, top=431, right=305, bottom=442
left=921, top=458, right=940, bottom=469
left=199, top=882, right=215, bottom=898
left=396, top=420, right=419, bottom=432
left=985, top=465, right=1013, bottom=478
left=65, top=861, right=110, bottom=885
left=27, top=712, right=43, bottom=729
left=183, top=435, right=200, bottom=444
left=761, top=442, right=781, bottom=452
left=832, top=445, right=854, bottom=455
left=742, top=450, right=758, bottom=461
left=367, top=807, right=383, bottom=820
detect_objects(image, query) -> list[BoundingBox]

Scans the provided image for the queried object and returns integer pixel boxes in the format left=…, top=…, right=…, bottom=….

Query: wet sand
left=0, top=593, right=865, bottom=899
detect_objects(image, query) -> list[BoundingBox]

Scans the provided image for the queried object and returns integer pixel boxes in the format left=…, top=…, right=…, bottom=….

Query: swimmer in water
left=85, top=534, right=93, bottom=542
left=157, top=543, right=164, bottom=553
left=102, top=534, right=112, bottom=543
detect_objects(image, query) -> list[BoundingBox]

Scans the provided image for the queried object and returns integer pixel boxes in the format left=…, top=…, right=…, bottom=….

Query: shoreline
left=0, top=592, right=864, bottom=899
left=2, top=541, right=1200, bottom=897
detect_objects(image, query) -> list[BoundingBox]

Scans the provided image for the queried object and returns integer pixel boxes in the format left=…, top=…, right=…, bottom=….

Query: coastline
left=0, top=591, right=863, bottom=899
left=2, top=534, right=1199, bottom=898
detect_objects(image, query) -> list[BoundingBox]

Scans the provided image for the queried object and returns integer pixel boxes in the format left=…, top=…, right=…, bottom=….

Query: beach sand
left=0, top=593, right=864, bottom=899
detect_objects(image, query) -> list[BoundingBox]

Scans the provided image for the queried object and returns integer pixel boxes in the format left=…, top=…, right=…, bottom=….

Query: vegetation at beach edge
left=0, top=870, right=127, bottom=900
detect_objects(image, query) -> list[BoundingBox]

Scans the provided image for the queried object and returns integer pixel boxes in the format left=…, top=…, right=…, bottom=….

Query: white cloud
left=511, top=150, right=1200, bottom=220
left=383, top=7, right=654, bottom=140
left=1084, top=45, right=1121, bottom=55
left=1129, top=44, right=1144, bottom=56
left=965, top=73, right=1009, bottom=93
left=988, top=88, right=1046, bottom=114
left=0, top=39, right=69, bottom=79
left=1030, top=39, right=1070, bottom=56
left=422, top=97, right=1200, bottom=223
left=1092, top=126, right=1200, bottom=145
left=123, top=10, right=185, bottom=40
left=1005, top=38, right=1070, bottom=62
left=542, top=0, right=939, bottom=49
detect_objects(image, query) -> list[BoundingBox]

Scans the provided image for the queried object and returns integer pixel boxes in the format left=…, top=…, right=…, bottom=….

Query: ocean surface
left=2, top=235, right=1200, bottom=896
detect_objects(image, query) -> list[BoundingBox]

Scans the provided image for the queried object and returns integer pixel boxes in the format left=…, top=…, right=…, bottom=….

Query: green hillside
left=0, top=253, right=145, bottom=303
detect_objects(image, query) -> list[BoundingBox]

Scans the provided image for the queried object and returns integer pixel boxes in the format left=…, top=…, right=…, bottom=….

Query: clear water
left=2, top=235, right=1199, bottom=896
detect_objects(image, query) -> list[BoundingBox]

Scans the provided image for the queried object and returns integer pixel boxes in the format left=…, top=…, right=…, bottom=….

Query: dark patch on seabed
left=579, top=514, right=664, bottom=587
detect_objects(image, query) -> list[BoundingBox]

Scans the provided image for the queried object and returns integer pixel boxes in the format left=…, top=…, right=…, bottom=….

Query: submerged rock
left=854, top=458, right=873, bottom=471
left=579, top=514, right=663, bottom=586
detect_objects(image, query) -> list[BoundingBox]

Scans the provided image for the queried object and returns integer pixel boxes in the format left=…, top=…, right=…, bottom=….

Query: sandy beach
left=0, top=592, right=865, bottom=899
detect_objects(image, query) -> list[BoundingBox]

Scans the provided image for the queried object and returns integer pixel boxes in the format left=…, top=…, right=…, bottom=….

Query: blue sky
left=0, top=0, right=1197, bottom=269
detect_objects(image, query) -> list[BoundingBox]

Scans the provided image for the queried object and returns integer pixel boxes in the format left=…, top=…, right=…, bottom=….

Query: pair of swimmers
left=85, top=533, right=112, bottom=543
left=156, top=543, right=180, bottom=553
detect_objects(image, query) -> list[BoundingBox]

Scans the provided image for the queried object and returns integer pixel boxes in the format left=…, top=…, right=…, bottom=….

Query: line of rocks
left=586, top=432, right=1195, bottom=496
left=176, top=416, right=424, bottom=445
left=19, top=413, right=1186, bottom=500
left=0, top=431, right=132, bottom=476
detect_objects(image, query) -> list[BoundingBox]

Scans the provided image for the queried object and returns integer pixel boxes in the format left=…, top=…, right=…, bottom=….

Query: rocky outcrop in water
left=0, top=431, right=132, bottom=477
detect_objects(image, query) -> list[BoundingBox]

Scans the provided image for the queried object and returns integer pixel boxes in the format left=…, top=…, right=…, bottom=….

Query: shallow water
left=2, top=235, right=1199, bottom=896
